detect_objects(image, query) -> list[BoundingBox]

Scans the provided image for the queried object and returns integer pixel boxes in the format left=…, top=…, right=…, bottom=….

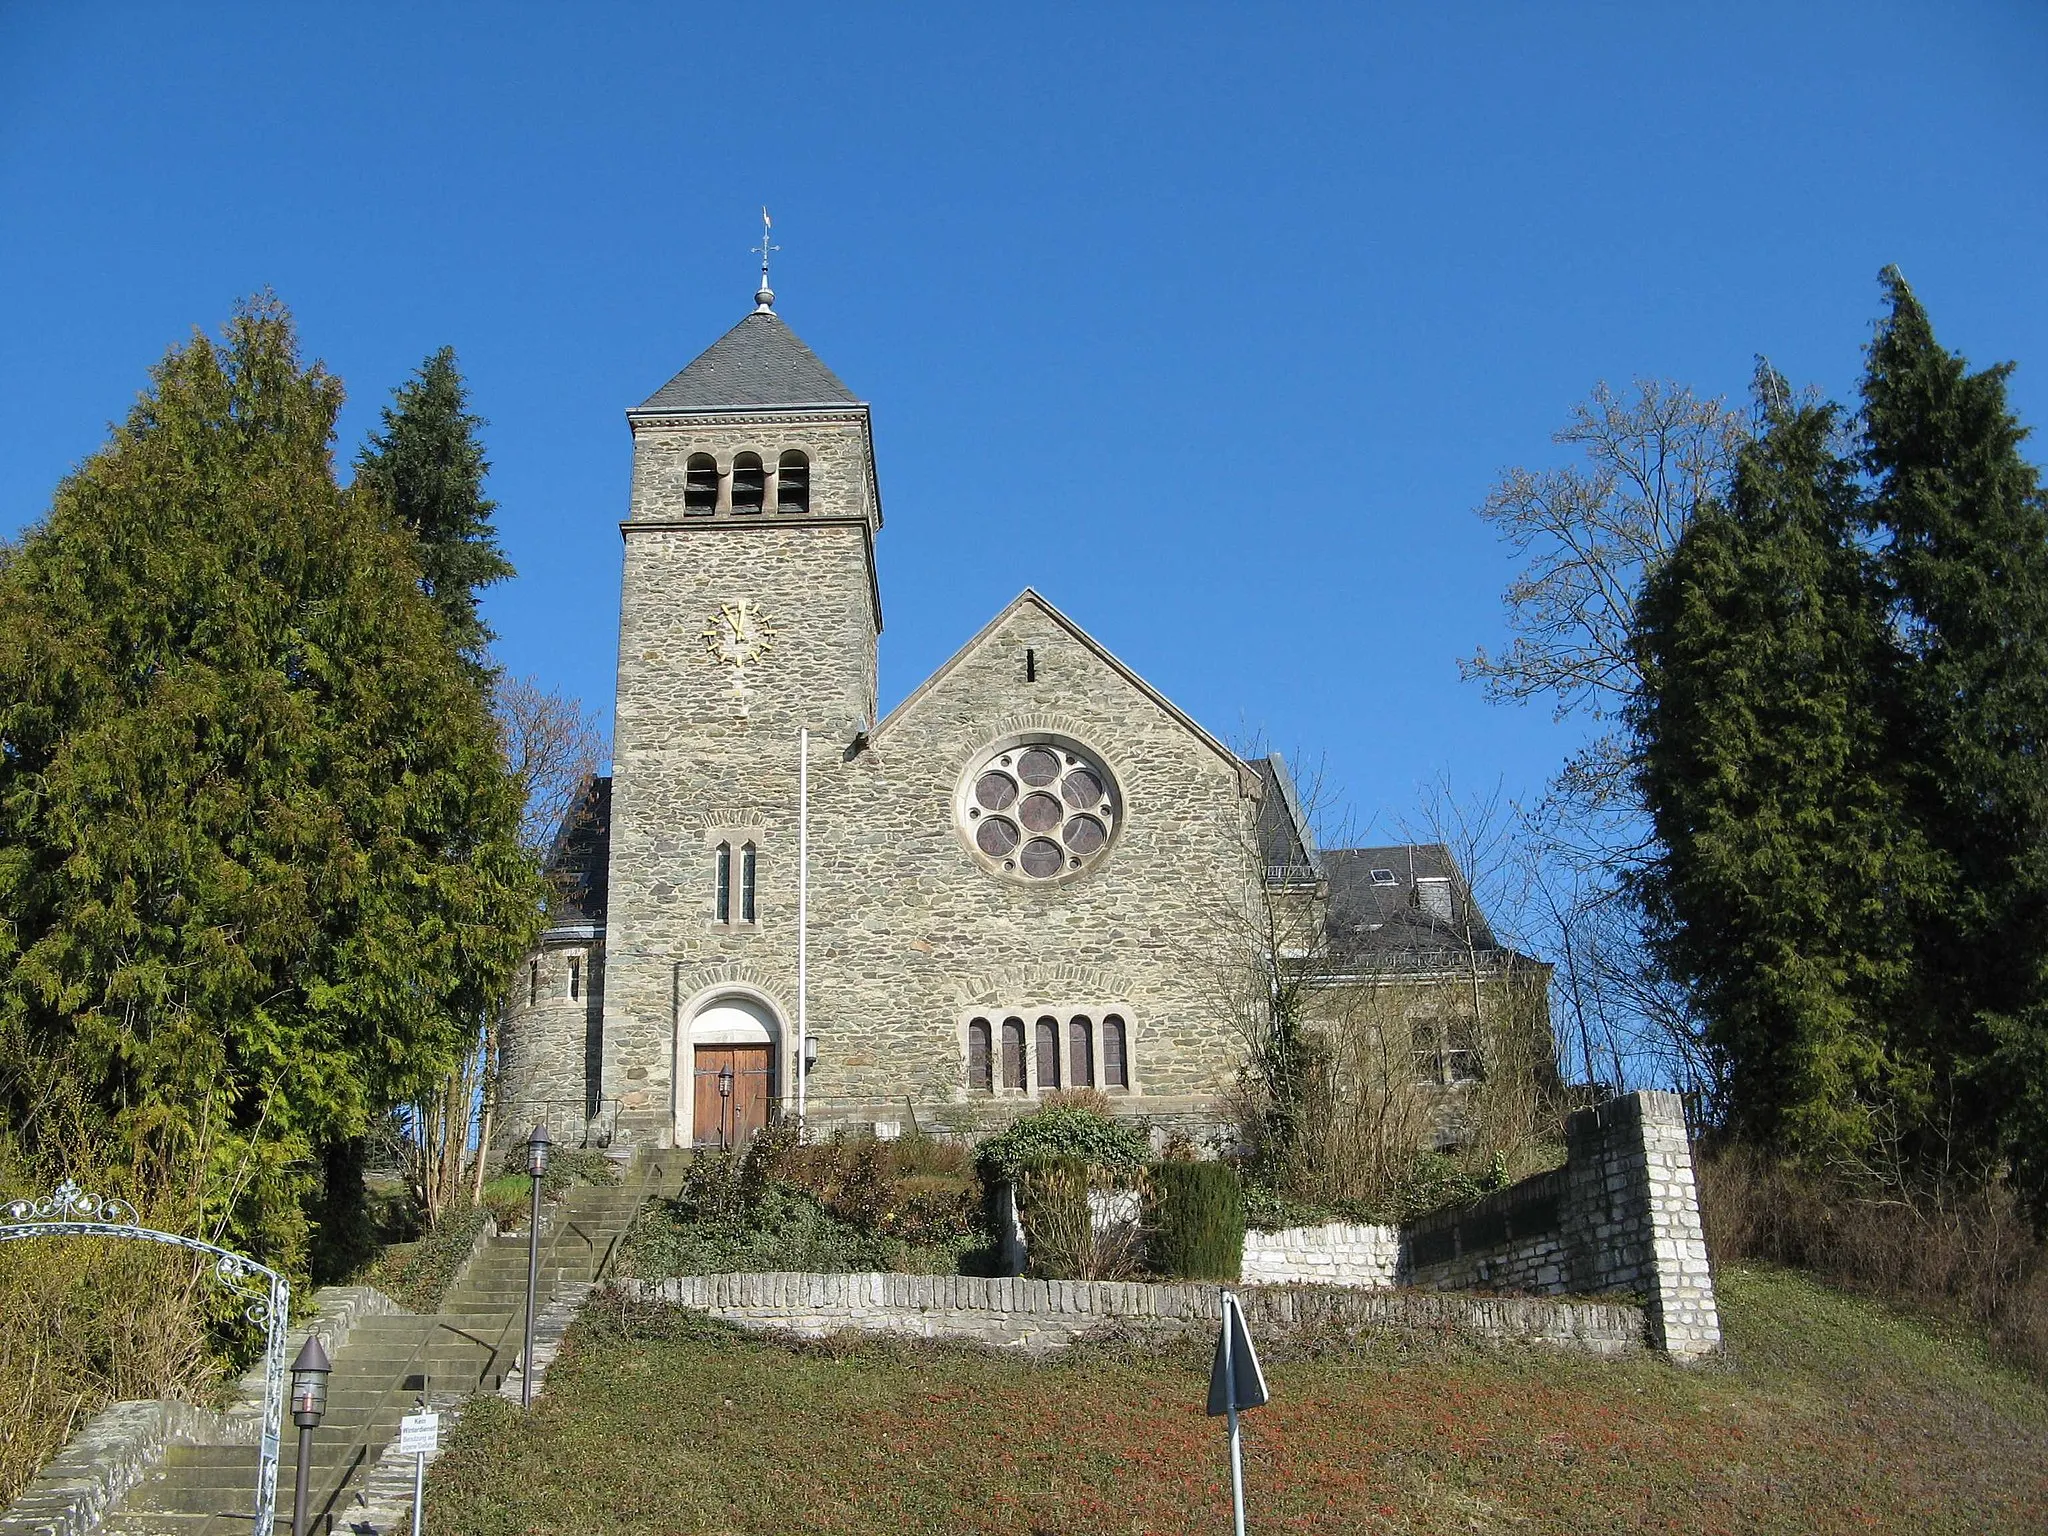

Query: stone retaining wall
left=1241, top=1222, right=1400, bottom=1287
left=615, top=1272, right=1644, bottom=1355
left=1399, top=1091, right=1721, bottom=1358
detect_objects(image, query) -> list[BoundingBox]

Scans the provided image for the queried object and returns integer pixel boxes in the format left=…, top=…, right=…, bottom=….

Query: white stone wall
left=1240, top=1223, right=1401, bottom=1287
left=617, top=1273, right=1646, bottom=1356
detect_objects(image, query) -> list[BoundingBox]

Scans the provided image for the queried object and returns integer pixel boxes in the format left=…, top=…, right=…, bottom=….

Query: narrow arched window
left=1069, top=1015, right=1094, bottom=1088
left=528, top=959, right=538, bottom=1007
left=731, top=452, right=765, bottom=513
left=1103, top=1014, right=1129, bottom=1091
left=715, top=841, right=732, bottom=923
left=568, top=955, right=582, bottom=1002
left=777, top=450, right=810, bottom=513
left=1001, top=1017, right=1026, bottom=1091
left=967, top=1018, right=993, bottom=1092
left=685, top=453, right=718, bottom=513
left=740, top=842, right=757, bottom=923
left=1034, top=1016, right=1061, bottom=1091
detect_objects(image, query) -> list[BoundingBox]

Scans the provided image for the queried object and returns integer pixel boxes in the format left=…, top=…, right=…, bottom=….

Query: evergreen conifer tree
left=1635, top=380, right=1928, bottom=1158
left=1862, top=268, right=2048, bottom=1203
left=354, top=346, right=514, bottom=664
left=0, top=299, right=544, bottom=1269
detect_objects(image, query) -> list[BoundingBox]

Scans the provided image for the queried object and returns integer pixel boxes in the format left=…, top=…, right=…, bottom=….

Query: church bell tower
left=599, top=265, right=882, bottom=1147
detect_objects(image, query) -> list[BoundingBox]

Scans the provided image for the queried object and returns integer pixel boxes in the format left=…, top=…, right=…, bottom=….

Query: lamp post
left=289, top=1336, right=331, bottom=1536
left=522, top=1122, right=551, bottom=1409
left=718, top=1064, right=734, bottom=1150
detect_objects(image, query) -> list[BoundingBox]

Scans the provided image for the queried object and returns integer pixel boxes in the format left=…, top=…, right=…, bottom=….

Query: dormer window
left=731, top=452, right=765, bottom=513
left=777, top=450, right=810, bottom=513
left=685, top=453, right=718, bottom=513
left=1370, top=868, right=1398, bottom=886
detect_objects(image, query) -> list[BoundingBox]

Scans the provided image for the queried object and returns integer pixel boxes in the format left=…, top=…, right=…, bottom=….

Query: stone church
left=500, top=286, right=1540, bottom=1151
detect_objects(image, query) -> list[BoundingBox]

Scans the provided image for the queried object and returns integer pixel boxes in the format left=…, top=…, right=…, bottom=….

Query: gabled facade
left=497, top=296, right=1550, bottom=1150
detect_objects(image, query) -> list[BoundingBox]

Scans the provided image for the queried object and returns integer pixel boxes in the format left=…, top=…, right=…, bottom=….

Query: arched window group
left=681, top=450, right=810, bottom=516
left=715, top=840, right=759, bottom=925
left=967, top=1011, right=1128, bottom=1094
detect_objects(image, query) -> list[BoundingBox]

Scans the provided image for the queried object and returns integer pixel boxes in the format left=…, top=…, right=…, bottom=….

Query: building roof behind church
left=543, top=775, right=611, bottom=929
left=1322, top=844, right=1514, bottom=968
left=1246, top=755, right=1320, bottom=881
left=636, top=311, right=860, bottom=412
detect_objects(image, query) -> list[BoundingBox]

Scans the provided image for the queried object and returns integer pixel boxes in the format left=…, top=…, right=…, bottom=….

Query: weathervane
left=753, top=207, right=778, bottom=312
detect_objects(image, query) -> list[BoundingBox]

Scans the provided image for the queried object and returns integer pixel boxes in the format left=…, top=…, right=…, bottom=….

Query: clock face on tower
left=702, top=599, right=776, bottom=719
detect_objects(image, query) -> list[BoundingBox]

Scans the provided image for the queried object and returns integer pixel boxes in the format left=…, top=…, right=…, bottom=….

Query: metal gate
left=0, top=1180, right=291, bottom=1536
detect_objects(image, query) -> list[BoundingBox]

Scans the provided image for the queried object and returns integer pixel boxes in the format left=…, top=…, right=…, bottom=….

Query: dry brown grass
left=1698, top=1143, right=2048, bottom=1378
left=0, top=1164, right=225, bottom=1510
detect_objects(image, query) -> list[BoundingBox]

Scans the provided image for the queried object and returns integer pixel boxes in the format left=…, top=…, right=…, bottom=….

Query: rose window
left=958, top=740, right=1119, bottom=881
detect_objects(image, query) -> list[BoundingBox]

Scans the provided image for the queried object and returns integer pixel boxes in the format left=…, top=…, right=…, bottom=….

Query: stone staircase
left=98, top=1163, right=671, bottom=1536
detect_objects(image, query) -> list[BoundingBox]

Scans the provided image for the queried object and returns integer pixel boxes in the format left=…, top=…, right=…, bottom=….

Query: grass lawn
left=422, top=1267, right=2048, bottom=1535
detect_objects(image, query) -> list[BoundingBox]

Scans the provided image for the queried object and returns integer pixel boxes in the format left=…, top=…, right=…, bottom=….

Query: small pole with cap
left=753, top=207, right=779, bottom=312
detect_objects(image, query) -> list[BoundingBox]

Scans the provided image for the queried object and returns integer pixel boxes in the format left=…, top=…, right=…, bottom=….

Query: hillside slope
left=423, top=1267, right=2048, bottom=1535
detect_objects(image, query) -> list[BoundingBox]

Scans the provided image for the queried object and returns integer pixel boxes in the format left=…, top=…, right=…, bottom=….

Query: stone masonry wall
left=1397, top=1090, right=1720, bottom=1358
left=1241, top=1222, right=1401, bottom=1287
left=616, top=1273, right=1645, bottom=1356
left=498, top=937, right=604, bottom=1143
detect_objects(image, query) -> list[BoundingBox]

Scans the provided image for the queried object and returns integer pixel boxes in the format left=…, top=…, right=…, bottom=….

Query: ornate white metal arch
left=0, top=1180, right=290, bottom=1536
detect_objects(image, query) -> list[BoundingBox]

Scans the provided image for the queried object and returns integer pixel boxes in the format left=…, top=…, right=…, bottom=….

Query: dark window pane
left=1063, top=815, right=1106, bottom=854
left=1019, top=792, right=1062, bottom=833
left=1103, top=1014, right=1128, bottom=1090
left=777, top=450, right=810, bottom=513
left=976, top=816, right=1019, bottom=856
left=1017, top=747, right=1060, bottom=786
left=715, top=841, right=731, bottom=923
left=1062, top=768, right=1104, bottom=808
left=685, top=453, right=718, bottom=513
left=1069, top=1016, right=1094, bottom=1087
left=1002, top=1018, right=1026, bottom=1090
left=968, top=1018, right=993, bottom=1092
left=1019, top=838, right=1062, bottom=878
left=1035, top=1016, right=1060, bottom=1089
left=975, top=771, right=1018, bottom=811
left=732, top=452, right=765, bottom=512
left=740, top=842, right=757, bottom=923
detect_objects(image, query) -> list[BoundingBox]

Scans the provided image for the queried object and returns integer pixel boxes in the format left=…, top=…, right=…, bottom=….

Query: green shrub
left=976, top=1102, right=1150, bottom=1183
left=1016, top=1159, right=1093, bottom=1279
left=1147, top=1160, right=1245, bottom=1280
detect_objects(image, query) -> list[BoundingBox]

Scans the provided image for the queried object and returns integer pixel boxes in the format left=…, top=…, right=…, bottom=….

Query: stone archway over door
left=686, top=995, right=779, bottom=1149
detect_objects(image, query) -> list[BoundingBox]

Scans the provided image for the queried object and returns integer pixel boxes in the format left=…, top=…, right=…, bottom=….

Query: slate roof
left=1321, top=843, right=1507, bottom=968
left=1246, top=755, right=1319, bottom=879
left=636, top=311, right=860, bottom=412
left=543, top=775, right=611, bottom=929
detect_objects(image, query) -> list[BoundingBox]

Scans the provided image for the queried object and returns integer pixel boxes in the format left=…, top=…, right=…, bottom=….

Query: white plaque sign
left=397, top=1410, right=439, bottom=1456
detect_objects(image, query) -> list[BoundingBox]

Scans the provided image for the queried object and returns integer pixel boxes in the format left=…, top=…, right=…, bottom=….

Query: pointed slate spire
left=636, top=311, right=860, bottom=412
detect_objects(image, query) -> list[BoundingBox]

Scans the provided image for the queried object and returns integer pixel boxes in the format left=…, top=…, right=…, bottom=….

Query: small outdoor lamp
left=521, top=1122, right=551, bottom=1409
left=289, top=1336, right=332, bottom=1536
left=803, top=1034, right=820, bottom=1073
left=718, top=1064, right=734, bottom=1099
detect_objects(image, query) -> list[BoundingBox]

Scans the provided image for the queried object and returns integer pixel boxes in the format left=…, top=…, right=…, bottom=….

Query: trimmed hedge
left=1147, top=1160, right=1245, bottom=1280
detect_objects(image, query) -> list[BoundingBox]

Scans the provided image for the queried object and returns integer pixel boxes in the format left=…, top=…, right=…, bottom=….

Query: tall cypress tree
left=354, top=347, right=514, bottom=664
left=0, top=300, right=544, bottom=1268
left=1635, top=382, right=1927, bottom=1159
left=1862, top=268, right=2048, bottom=1203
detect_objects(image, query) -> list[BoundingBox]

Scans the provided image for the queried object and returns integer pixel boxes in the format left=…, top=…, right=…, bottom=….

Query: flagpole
left=796, top=725, right=809, bottom=1128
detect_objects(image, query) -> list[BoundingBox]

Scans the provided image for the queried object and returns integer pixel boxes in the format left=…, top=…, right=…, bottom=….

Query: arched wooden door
left=685, top=995, right=780, bottom=1149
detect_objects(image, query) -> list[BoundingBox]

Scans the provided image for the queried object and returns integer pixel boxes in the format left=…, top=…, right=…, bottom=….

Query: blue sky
left=3, top=3, right=2043, bottom=847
